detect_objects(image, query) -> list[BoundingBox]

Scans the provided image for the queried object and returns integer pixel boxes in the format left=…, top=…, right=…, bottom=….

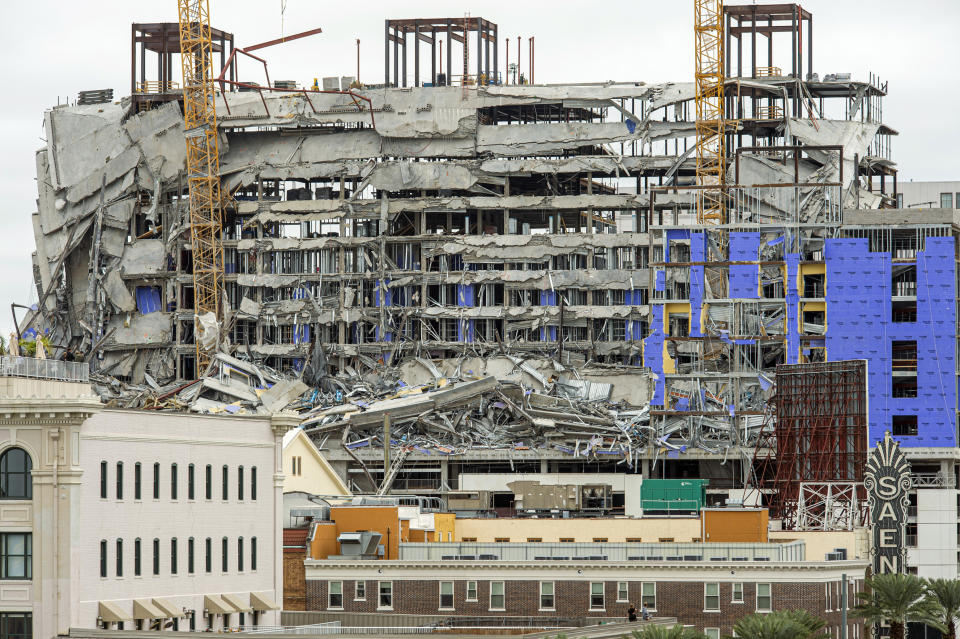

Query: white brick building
left=0, top=358, right=296, bottom=636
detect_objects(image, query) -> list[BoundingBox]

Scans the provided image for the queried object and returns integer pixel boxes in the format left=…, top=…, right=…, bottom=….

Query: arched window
left=116, top=538, right=123, bottom=576
left=221, top=537, right=228, bottom=572
left=251, top=466, right=257, bottom=500
left=188, top=537, right=195, bottom=574
left=0, top=448, right=33, bottom=499
left=238, top=536, right=244, bottom=572
left=99, top=539, right=107, bottom=577
left=238, top=466, right=244, bottom=501
left=251, top=536, right=257, bottom=571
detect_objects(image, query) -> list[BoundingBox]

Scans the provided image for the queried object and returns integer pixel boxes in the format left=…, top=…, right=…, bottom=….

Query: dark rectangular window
left=251, top=466, right=257, bottom=500
left=238, top=537, right=244, bottom=572
left=99, top=461, right=107, bottom=499
left=134, top=538, right=141, bottom=576
left=170, top=538, right=177, bottom=575
left=134, top=462, right=141, bottom=500
left=115, top=539, right=123, bottom=577
left=0, top=533, right=31, bottom=581
left=188, top=537, right=195, bottom=574
left=941, top=193, right=954, bottom=209
left=115, top=462, right=123, bottom=499
left=170, top=464, right=178, bottom=500
left=892, top=340, right=918, bottom=371
left=893, top=415, right=919, bottom=437
left=251, top=537, right=257, bottom=571
left=188, top=464, right=195, bottom=500
left=205, top=464, right=212, bottom=500
left=238, top=466, right=244, bottom=501
left=222, top=466, right=228, bottom=500
left=0, top=612, right=32, bottom=639
left=99, top=539, right=107, bottom=578
left=205, top=538, right=212, bottom=573
left=153, top=463, right=160, bottom=499
left=152, top=538, right=160, bottom=575
left=222, top=537, right=228, bottom=572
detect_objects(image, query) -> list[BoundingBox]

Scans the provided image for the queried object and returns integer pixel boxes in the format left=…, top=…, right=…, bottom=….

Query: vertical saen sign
left=864, top=432, right=912, bottom=574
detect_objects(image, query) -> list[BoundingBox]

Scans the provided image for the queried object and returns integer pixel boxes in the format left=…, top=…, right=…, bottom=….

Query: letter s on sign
left=878, top=476, right=898, bottom=498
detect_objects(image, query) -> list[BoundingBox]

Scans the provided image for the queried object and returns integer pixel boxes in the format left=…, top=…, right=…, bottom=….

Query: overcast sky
left=0, top=0, right=957, bottom=340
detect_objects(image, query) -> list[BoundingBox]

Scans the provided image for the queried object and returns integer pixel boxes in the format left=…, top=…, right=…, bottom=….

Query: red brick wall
left=283, top=549, right=306, bottom=610
left=305, top=577, right=864, bottom=635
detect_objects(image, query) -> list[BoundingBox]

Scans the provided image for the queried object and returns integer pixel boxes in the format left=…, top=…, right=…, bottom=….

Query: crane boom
left=178, top=0, right=224, bottom=374
left=694, top=0, right=726, bottom=224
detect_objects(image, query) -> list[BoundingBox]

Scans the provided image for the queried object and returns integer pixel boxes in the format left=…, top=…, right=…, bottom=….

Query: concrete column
left=270, top=412, right=299, bottom=624
left=6, top=380, right=102, bottom=638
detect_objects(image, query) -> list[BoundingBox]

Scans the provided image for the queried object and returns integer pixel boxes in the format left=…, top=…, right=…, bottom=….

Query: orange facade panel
left=701, top=509, right=769, bottom=543
left=329, top=505, right=402, bottom=559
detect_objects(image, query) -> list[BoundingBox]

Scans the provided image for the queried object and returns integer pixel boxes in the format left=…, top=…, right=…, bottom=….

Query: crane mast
left=694, top=0, right=726, bottom=224
left=178, top=0, right=224, bottom=374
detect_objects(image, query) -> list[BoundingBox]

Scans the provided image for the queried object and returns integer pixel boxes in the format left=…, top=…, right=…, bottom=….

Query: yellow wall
left=456, top=517, right=703, bottom=542
left=433, top=513, right=456, bottom=543
left=283, top=430, right=351, bottom=496
left=769, top=529, right=868, bottom=561
left=662, top=302, right=691, bottom=374
left=701, top=509, right=768, bottom=543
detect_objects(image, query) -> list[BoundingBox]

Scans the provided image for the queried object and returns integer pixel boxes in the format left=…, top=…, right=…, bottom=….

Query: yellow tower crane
left=694, top=0, right=726, bottom=224
left=177, top=0, right=225, bottom=374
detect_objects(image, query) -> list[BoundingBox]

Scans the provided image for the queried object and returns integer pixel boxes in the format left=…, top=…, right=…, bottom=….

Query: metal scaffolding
left=753, top=360, right=868, bottom=529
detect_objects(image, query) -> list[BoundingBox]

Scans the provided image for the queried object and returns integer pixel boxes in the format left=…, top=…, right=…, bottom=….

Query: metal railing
left=913, top=472, right=956, bottom=488
left=755, top=105, right=784, bottom=120
left=240, top=622, right=342, bottom=634
left=135, top=80, right=180, bottom=93
left=0, top=356, right=89, bottom=383
left=756, top=66, right=783, bottom=77
left=399, top=540, right=805, bottom=562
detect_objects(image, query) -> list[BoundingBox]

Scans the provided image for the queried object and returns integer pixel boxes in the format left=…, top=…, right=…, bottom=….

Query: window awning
left=152, top=597, right=184, bottom=618
left=250, top=591, right=279, bottom=611
left=222, top=592, right=252, bottom=613
left=204, top=594, right=236, bottom=615
left=133, top=598, right=165, bottom=620
left=98, top=600, right=131, bottom=622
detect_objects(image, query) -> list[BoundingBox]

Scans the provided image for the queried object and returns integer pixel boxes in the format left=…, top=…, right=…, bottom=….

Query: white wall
left=897, top=180, right=960, bottom=209
left=913, top=488, right=958, bottom=579
left=76, top=409, right=282, bottom=630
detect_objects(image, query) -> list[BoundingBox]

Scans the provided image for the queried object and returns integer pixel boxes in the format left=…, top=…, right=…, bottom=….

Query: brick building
left=304, top=557, right=866, bottom=637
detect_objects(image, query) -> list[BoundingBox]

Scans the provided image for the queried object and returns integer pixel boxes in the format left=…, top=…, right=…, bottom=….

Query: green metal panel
left=640, top=479, right=708, bottom=513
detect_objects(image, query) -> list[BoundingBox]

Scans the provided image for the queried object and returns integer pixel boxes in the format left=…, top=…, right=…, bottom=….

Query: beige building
left=0, top=357, right=296, bottom=636
left=282, top=429, right=350, bottom=496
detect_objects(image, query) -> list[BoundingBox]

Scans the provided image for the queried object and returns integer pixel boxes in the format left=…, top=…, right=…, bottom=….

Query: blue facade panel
left=825, top=237, right=956, bottom=448
left=729, top=233, right=761, bottom=299
left=644, top=306, right=665, bottom=406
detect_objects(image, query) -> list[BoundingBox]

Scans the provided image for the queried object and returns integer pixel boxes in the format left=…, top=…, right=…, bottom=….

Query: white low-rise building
left=0, top=357, right=296, bottom=636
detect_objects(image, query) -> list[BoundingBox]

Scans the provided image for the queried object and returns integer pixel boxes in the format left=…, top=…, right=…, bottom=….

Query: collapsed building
left=22, top=5, right=959, bottom=570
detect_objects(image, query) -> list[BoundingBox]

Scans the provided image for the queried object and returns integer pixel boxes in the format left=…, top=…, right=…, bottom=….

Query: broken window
left=892, top=300, right=917, bottom=323
left=892, top=415, right=918, bottom=437
left=892, top=340, right=918, bottom=372
left=668, top=315, right=689, bottom=337
left=802, top=274, right=824, bottom=298
left=892, top=265, right=917, bottom=297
